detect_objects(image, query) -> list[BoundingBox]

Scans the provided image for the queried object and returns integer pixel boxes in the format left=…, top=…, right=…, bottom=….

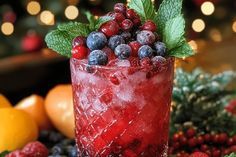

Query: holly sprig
left=45, top=0, right=193, bottom=58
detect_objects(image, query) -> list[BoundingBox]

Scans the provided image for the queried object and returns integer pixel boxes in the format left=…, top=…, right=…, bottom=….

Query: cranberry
left=72, top=46, right=88, bottom=59
left=114, top=3, right=126, bottom=13
left=126, top=9, right=139, bottom=19
left=72, top=36, right=86, bottom=47
left=200, top=144, right=209, bottom=152
left=212, top=149, right=221, bottom=157
left=188, top=137, right=197, bottom=147
left=197, top=136, right=204, bottom=145
left=133, top=17, right=141, bottom=26
left=102, top=47, right=116, bottom=60
left=227, top=137, right=234, bottom=146
left=218, top=133, right=228, bottom=144
left=186, top=128, right=196, bottom=138
left=100, top=20, right=120, bottom=37
left=212, top=134, right=220, bottom=144
left=114, top=12, right=125, bottom=23
left=204, top=134, right=211, bottom=142
left=121, top=19, right=133, bottom=31
left=141, top=20, right=157, bottom=32
left=140, top=57, right=152, bottom=66
left=179, top=136, right=188, bottom=146
left=129, top=41, right=141, bottom=57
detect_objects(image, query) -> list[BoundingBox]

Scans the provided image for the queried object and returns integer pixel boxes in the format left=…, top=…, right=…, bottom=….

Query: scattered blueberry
left=120, top=31, right=132, bottom=42
left=138, top=45, right=154, bottom=59
left=114, top=44, right=131, bottom=60
left=86, top=31, right=107, bottom=50
left=51, top=145, right=64, bottom=155
left=153, top=42, right=166, bottom=56
left=137, top=30, right=156, bottom=45
left=88, top=50, right=108, bottom=65
left=49, top=132, right=65, bottom=143
left=108, top=35, right=125, bottom=50
left=67, top=146, right=78, bottom=157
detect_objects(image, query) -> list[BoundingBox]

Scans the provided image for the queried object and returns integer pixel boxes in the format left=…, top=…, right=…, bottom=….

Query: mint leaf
left=0, top=151, right=10, bottom=157
left=156, top=0, right=183, bottom=34
left=128, top=0, right=156, bottom=22
left=84, top=11, right=96, bottom=30
left=168, top=42, right=194, bottom=58
left=163, top=15, right=185, bottom=50
left=45, top=30, right=74, bottom=57
left=58, top=22, right=90, bottom=37
left=95, top=16, right=112, bottom=30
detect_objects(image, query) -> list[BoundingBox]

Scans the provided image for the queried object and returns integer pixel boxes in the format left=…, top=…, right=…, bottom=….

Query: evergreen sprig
left=171, top=68, right=236, bottom=136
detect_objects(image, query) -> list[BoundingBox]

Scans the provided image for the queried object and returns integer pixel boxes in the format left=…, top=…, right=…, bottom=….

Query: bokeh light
left=209, top=29, right=222, bottom=42
left=1, top=22, right=14, bottom=35
left=65, top=5, right=79, bottom=20
left=192, top=19, right=205, bottom=32
left=232, top=21, right=236, bottom=33
left=201, top=1, right=215, bottom=16
left=27, top=1, right=41, bottom=15
left=188, top=40, right=198, bottom=51
left=39, top=10, right=55, bottom=25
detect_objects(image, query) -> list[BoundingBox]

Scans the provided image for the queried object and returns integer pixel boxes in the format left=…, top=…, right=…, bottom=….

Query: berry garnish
left=71, top=46, right=88, bottom=59
left=140, top=57, right=152, bottom=66
left=154, top=42, right=166, bottom=56
left=5, top=150, right=27, bottom=157
left=108, top=35, right=125, bottom=50
left=72, top=36, right=86, bottom=48
left=86, top=31, right=107, bottom=50
left=114, top=44, right=131, bottom=59
left=151, top=56, right=166, bottom=65
left=129, top=41, right=141, bottom=57
left=22, top=141, right=49, bottom=157
left=102, top=46, right=116, bottom=60
left=189, top=152, right=209, bottom=157
left=114, top=13, right=126, bottom=23
left=100, top=20, right=120, bottom=37
left=138, top=45, right=154, bottom=59
left=114, top=3, right=126, bottom=13
left=120, top=31, right=132, bottom=42
left=121, top=19, right=133, bottom=31
left=88, top=50, right=108, bottom=65
left=126, top=9, right=139, bottom=19
left=137, top=30, right=156, bottom=45
left=141, top=20, right=157, bottom=32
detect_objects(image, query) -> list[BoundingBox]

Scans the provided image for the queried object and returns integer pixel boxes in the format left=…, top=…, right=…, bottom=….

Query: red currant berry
left=100, top=20, right=120, bottom=37
left=200, top=144, right=209, bottom=152
left=129, top=41, right=141, bottom=57
left=141, top=20, right=157, bottom=32
left=102, top=47, right=116, bottom=60
left=114, top=3, right=126, bottom=13
left=114, top=12, right=125, bottom=23
left=212, top=149, right=221, bottom=157
left=204, top=134, right=211, bottom=142
left=179, top=136, right=188, bottom=146
left=186, top=128, right=196, bottom=138
left=72, top=36, right=86, bottom=47
left=121, top=19, right=133, bottom=31
left=227, top=137, right=234, bottom=146
left=72, top=46, right=88, bottom=59
left=218, top=133, right=228, bottom=144
left=188, top=137, right=198, bottom=147
left=126, top=9, right=139, bottom=19
left=197, top=136, right=204, bottom=145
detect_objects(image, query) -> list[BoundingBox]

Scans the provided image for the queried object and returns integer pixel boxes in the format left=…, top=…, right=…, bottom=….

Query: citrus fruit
left=45, top=84, right=75, bottom=138
left=15, top=94, right=53, bottom=131
left=0, top=108, right=38, bottom=152
left=0, top=94, right=12, bottom=108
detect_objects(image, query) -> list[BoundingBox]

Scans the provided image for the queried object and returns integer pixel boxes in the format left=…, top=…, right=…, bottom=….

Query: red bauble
left=225, top=99, right=236, bottom=115
left=21, top=33, right=44, bottom=52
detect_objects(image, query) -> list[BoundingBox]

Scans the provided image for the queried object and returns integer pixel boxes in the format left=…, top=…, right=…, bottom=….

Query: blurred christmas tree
left=0, top=0, right=236, bottom=58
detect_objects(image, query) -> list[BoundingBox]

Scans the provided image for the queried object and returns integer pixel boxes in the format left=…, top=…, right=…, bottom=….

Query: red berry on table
left=141, top=20, right=157, bottom=32
left=72, top=46, right=88, bottom=59
left=189, top=152, right=209, bottom=157
left=186, top=128, right=196, bottom=138
left=204, top=134, right=211, bottom=142
left=180, top=136, right=188, bottom=146
left=22, top=141, right=48, bottom=157
left=212, top=149, right=221, bottom=157
left=200, top=144, right=209, bottom=152
left=227, top=137, right=234, bottom=146
left=132, top=17, right=141, bottom=26
left=129, top=41, right=141, bottom=57
left=121, top=19, right=133, bottom=31
left=5, top=150, right=27, bottom=157
left=126, top=9, right=139, bottom=19
left=197, top=136, right=204, bottom=145
left=114, top=12, right=125, bottom=23
left=218, top=133, right=228, bottom=144
left=114, top=3, right=126, bottom=13
left=100, top=20, right=120, bottom=37
left=72, top=36, right=86, bottom=47
left=188, top=137, right=198, bottom=147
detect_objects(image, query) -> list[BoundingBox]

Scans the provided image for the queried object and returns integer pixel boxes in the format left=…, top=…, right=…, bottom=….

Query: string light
left=192, top=19, right=205, bottom=32
left=39, top=10, right=55, bottom=25
left=232, top=21, right=236, bottom=33
left=65, top=5, right=79, bottom=20
left=201, top=1, right=215, bottom=16
left=188, top=40, right=198, bottom=51
left=1, top=22, right=14, bottom=35
left=27, top=1, right=41, bottom=15
left=209, top=29, right=222, bottom=42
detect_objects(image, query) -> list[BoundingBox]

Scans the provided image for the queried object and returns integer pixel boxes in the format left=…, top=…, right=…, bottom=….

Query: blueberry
left=114, top=44, right=131, bottom=60
left=151, top=56, right=167, bottom=65
left=108, top=35, right=125, bottom=50
left=138, top=45, right=154, bottom=59
left=137, top=30, right=155, bottom=45
left=49, top=132, right=64, bottom=143
left=88, top=50, right=108, bottom=65
left=120, top=32, right=131, bottom=42
left=86, top=31, right=107, bottom=50
left=66, top=146, right=78, bottom=157
left=51, top=145, right=64, bottom=155
left=154, top=42, right=166, bottom=56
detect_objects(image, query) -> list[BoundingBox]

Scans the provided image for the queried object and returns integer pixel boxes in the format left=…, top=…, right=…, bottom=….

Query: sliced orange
left=15, top=94, right=53, bottom=131
left=45, top=84, right=75, bottom=138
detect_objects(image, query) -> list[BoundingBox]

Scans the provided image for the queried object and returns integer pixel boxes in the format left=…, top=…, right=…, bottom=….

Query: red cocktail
left=70, top=58, right=174, bottom=157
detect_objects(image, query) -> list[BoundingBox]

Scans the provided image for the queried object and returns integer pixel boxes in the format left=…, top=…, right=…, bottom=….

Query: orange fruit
left=15, top=94, right=53, bottom=131
left=0, top=108, right=38, bottom=152
left=45, top=84, right=75, bottom=138
left=0, top=94, right=12, bottom=108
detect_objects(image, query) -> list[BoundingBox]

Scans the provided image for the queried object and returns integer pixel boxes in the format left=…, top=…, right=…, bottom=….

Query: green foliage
left=171, top=68, right=236, bottom=136
left=0, top=151, right=10, bottom=157
left=225, top=153, right=236, bottom=157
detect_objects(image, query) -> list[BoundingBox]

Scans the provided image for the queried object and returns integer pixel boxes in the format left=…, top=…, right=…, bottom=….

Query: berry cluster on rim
left=71, top=3, right=167, bottom=67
